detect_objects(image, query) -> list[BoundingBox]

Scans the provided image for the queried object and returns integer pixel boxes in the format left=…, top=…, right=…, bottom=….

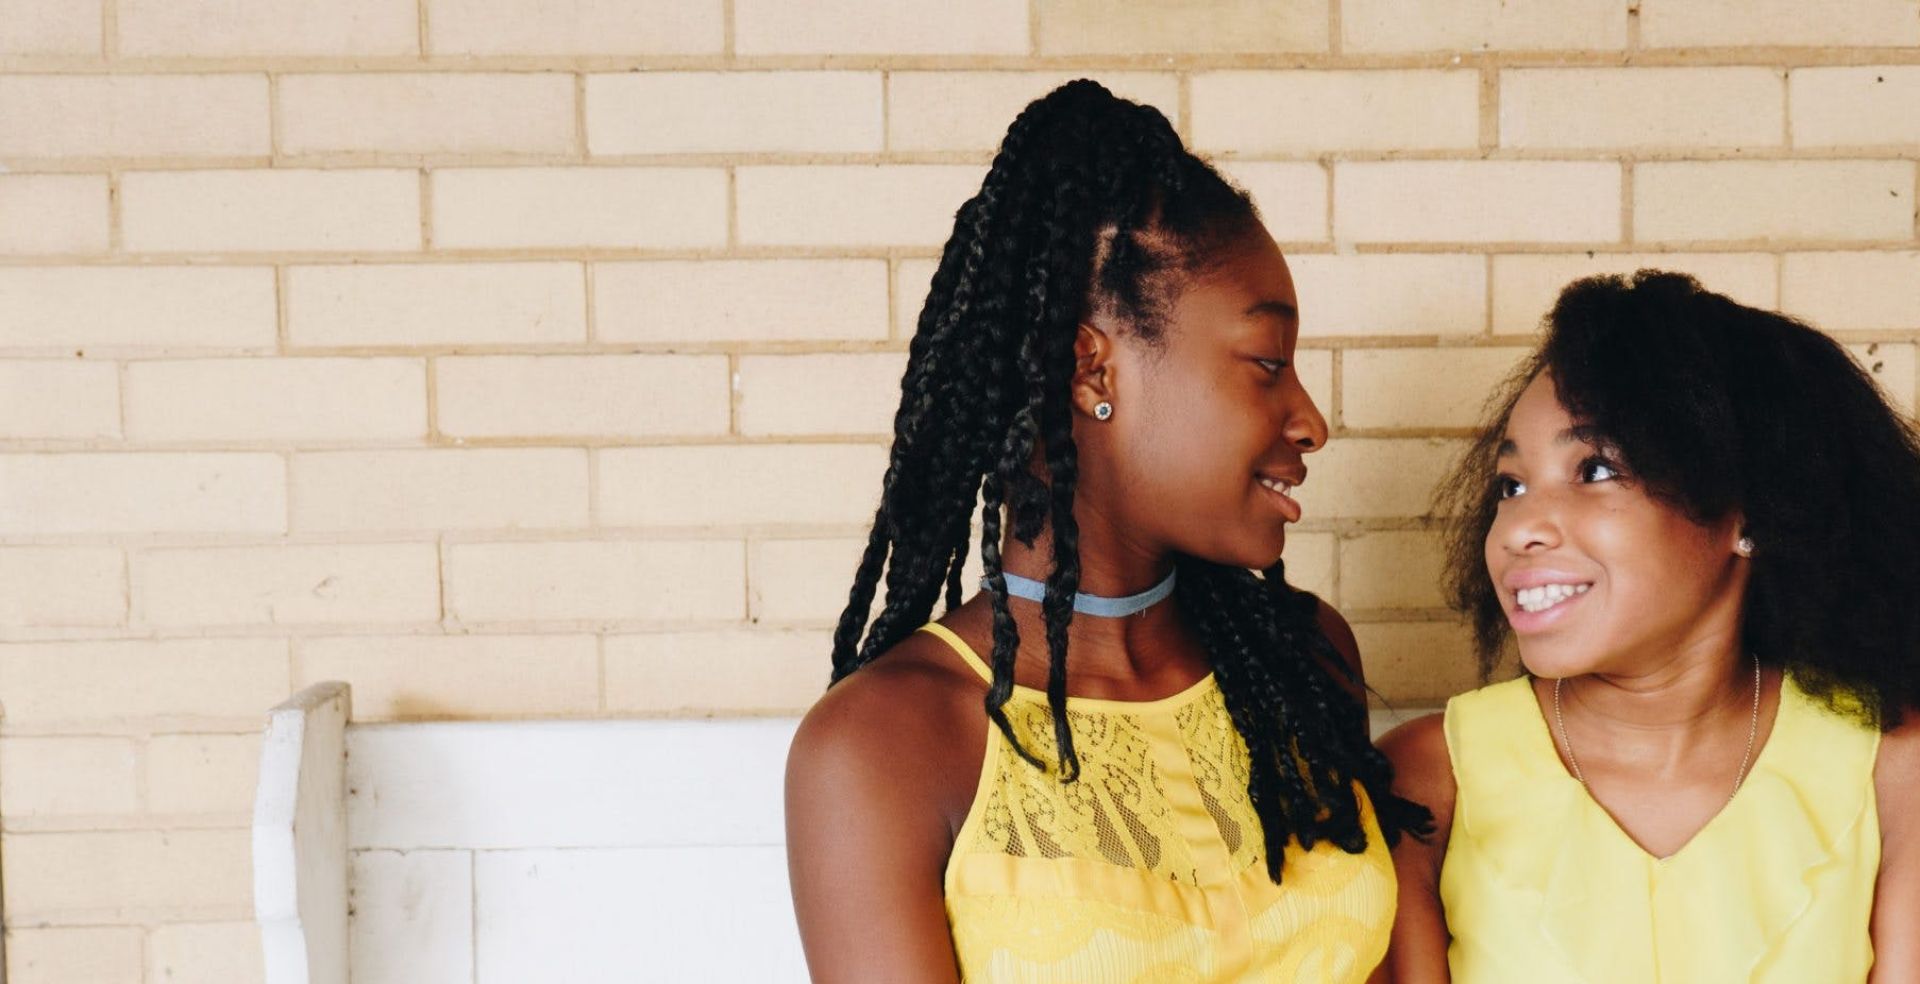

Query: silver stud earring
left=1736, top=535, right=1755, bottom=557
left=1093, top=401, right=1113, bottom=421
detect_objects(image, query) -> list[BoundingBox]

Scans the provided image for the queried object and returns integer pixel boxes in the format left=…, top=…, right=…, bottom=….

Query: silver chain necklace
left=1552, top=655, right=1763, bottom=806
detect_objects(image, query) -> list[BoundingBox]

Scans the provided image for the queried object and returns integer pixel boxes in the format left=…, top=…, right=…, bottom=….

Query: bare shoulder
left=786, top=631, right=987, bottom=833
left=1378, top=712, right=1457, bottom=835
left=1876, top=710, right=1920, bottom=843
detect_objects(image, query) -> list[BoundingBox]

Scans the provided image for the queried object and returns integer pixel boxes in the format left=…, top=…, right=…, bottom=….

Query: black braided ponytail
left=830, top=80, right=1430, bottom=880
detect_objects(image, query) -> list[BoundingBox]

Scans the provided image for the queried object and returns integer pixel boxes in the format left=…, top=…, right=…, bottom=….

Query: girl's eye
left=1495, top=476, right=1525, bottom=500
left=1580, top=458, right=1622, bottom=483
left=1254, top=358, right=1288, bottom=376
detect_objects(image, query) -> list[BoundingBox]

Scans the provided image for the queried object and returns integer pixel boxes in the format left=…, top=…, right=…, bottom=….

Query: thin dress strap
left=916, top=622, right=994, bottom=685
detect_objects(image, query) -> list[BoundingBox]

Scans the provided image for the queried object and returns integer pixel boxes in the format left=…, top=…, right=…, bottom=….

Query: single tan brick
left=735, top=165, right=987, bottom=248
left=0, top=737, right=140, bottom=819
left=736, top=353, right=906, bottom=437
left=2, top=829, right=251, bottom=919
left=426, top=0, right=722, bottom=56
left=751, top=536, right=872, bottom=624
left=0, top=175, right=109, bottom=255
left=1279, top=531, right=1335, bottom=601
left=294, top=634, right=598, bottom=719
left=1492, top=253, right=1779, bottom=334
left=1850, top=342, right=1917, bottom=417
left=0, top=361, right=118, bottom=439
left=436, top=355, right=728, bottom=438
left=146, top=734, right=258, bottom=816
left=0, top=638, right=289, bottom=727
left=1296, top=438, right=1462, bottom=519
left=596, top=260, right=890, bottom=344
left=0, top=453, right=285, bottom=536
left=1635, top=161, right=1914, bottom=244
left=1335, top=162, right=1621, bottom=244
left=598, top=444, right=886, bottom=527
left=279, top=73, right=575, bottom=157
left=445, top=539, right=745, bottom=622
left=0, top=547, right=124, bottom=628
left=605, top=629, right=829, bottom=713
left=588, top=72, right=881, bottom=155
left=1294, top=349, right=1334, bottom=413
left=287, top=263, right=586, bottom=348
left=1285, top=254, right=1487, bottom=337
left=431, top=167, right=725, bottom=250
left=0, top=267, right=276, bottom=351
left=292, top=449, right=589, bottom=533
left=1792, top=68, right=1920, bottom=148
left=135, top=545, right=440, bottom=628
left=5, top=927, right=142, bottom=984
left=736, top=0, right=1026, bottom=54
left=1037, top=0, right=1327, bottom=53
left=1783, top=251, right=1920, bottom=331
left=124, top=357, right=426, bottom=442
left=1193, top=71, right=1479, bottom=154
left=888, top=72, right=1180, bottom=153
left=894, top=258, right=941, bottom=338
left=1216, top=162, right=1329, bottom=243
left=122, top=170, right=420, bottom=254
left=1352, top=619, right=1480, bottom=702
left=0, top=0, right=103, bottom=55
left=0, top=76, right=268, bottom=160
left=1501, top=68, right=1783, bottom=150
left=1344, top=0, right=1627, bottom=51
left=1641, top=0, right=1920, bottom=48
left=119, top=0, right=416, bottom=56
left=1340, top=530, right=1448, bottom=610
left=147, top=923, right=264, bottom=984
left=769, top=528, right=985, bottom=629
left=1342, top=347, right=1530, bottom=430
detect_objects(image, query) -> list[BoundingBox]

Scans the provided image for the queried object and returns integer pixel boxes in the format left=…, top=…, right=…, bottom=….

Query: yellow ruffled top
left=1440, top=675, right=1881, bottom=983
left=919, top=623, right=1395, bottom=984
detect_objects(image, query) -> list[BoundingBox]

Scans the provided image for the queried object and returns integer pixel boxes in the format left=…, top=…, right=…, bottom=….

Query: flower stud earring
left=1735, top=535, right=1755, bottom=557
left=1094, top=401, right=1113, bottom=421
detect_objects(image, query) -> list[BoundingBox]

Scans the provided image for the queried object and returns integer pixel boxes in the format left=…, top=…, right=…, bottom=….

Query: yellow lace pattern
left=921, top=625, right=1394, bottom=984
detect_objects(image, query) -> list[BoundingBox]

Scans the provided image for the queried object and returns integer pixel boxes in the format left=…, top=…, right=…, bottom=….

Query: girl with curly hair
left=785, top=80, right=1429, bottom=982
left=1381, top=271, right=1920, bottom=982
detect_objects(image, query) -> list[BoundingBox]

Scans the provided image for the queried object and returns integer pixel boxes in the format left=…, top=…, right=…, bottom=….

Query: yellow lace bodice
left=920, top=623, right=1395, bottom=984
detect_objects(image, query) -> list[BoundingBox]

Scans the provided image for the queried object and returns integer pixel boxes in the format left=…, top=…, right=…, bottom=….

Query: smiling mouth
left=1256, top=475, right=1296, bottom=499
left=1513, top=583, right=1592, bottom=614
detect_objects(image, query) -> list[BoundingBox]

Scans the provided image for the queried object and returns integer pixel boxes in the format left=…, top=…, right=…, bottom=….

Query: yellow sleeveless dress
left=1440, top=675, right=1882, bottom=983
left=918, top=623, right=1395, bottom=984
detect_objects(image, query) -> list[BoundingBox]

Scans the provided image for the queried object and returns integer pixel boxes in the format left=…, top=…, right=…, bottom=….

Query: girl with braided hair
left=785, top=80, right=1430, bottom=982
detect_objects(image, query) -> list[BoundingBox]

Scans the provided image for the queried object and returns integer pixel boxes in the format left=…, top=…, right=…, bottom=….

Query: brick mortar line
left=8, top=148, right=1920, bottom=171
left=10, top=237, right=1920, bottom=269
left=12, top=49, right=1920, bottom=72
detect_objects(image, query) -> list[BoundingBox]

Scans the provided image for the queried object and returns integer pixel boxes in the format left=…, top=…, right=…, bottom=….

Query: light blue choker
left=986, top=569, right=1178, bottom=617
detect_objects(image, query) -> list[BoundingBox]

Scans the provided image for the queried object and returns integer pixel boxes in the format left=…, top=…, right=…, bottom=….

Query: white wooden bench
left=251, top=682, right=1430, bottom=984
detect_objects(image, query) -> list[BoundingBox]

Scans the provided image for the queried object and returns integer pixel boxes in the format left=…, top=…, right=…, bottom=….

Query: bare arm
left=1869, top=715, right=1920, bottom=983
left=785, top=676, right=965, bottom=984
left=1378, top=713, right=1456, bottom=984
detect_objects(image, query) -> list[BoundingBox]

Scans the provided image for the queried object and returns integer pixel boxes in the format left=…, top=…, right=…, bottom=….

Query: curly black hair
left=1438, top=269, right=1920, bottom=729
left=828, top=80, right=1431, bottom=880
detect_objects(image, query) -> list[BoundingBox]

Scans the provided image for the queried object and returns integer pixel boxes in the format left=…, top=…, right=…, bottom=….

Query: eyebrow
left=1495, top=424, right=1604, bottom=458
left=1243, top=300, right=1299, bottom=323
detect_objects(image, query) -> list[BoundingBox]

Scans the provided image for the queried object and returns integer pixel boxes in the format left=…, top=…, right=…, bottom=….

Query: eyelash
left=1494, top=455, right=1625, bottom=500
left=1254, top=358, right=1288, bottom=376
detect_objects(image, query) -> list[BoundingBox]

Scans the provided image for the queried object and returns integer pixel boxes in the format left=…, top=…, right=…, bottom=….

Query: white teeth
left=1258, top=477, right=1293, bottom=497
left=1515, top=582, right=1591, bottom=614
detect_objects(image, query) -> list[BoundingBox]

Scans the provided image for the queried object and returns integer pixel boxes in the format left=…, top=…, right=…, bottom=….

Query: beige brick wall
left=2, top=1, right=1917, bottom=979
